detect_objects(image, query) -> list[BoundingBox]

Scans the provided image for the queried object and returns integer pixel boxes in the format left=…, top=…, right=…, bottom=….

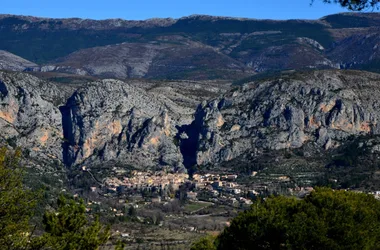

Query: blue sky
left=2, top=0, right=351, bottom=20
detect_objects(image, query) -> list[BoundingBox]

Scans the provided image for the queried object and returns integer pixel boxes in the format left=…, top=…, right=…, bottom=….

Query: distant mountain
left=0, top=50, right=37, bottom=71
left=32, top=38, right=250, bottom=80
left=0, top=13, right=379, bottom=79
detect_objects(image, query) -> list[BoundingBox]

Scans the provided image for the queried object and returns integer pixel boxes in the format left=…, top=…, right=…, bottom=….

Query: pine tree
left=217, top=188, right=380, bottom=250
left=39, top=196, right=110, bottom=250
left=0, top=147, right=37, bottom=249
left=316, top=0, right=379, bottom=11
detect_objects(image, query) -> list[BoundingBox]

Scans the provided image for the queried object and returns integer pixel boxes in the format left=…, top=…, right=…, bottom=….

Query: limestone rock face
left=2, top=70, right=380, bottom=172
left=0, top=72, right=64, bottom=162
left=60, top=79, right=184, bottom=171
left=185, top=70, right=380, bottom=166
left=0, top=72, right=185, bottom=171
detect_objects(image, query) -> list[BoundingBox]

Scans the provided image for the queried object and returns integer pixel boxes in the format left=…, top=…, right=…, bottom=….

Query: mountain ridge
left=1, top=12, right=378, bottom=24
left=1, top=12, right=379, bottom=79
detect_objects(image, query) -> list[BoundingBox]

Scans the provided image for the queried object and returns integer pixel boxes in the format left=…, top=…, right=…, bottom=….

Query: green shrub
left=217, top=188, right=380, bottom=250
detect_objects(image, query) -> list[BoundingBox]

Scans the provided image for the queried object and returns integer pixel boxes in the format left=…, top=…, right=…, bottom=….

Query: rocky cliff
left=1, top=70, right=380, bottom=174
left=0, top=72, right=187, bottom=171
left=60, top=79, right=185, bottom=171
left=0, top=72, right=66, bottom=163
left=180, top=70, right=380, bottom=166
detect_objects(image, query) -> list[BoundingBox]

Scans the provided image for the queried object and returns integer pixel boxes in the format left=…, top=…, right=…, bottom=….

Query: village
left=74, top=166, right=380, bottom=246
left=78, top=165, right=380, bottom=216
left=82, top=166, right=324, bottom=211
left=96, top=170, right=254, bottom=206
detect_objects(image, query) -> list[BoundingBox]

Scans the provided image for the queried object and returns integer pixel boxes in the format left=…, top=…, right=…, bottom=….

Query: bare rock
left=60, top=79, right=184, bottom=170
left=0, top=72, right=64, bottom=162
left=184, top=70, right=380, bottom=166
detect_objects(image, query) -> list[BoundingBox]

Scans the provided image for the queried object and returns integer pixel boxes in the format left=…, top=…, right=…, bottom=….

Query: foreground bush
left=0, top=147, right=38, bottom=249
left=192, top=188, right=380, bottom=250
left=34, top=195, right=110, bottom=250
left=0, top=147, right=110, bottom=249
left=190, top=235, right=217, bottom=250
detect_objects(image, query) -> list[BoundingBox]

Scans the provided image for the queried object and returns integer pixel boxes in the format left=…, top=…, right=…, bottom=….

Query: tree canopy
left=317, top=0, right=380, bottom=11
left=192, top=188, right=380, bottom=250
left=0, top=147, right=110, bottom=250
left=191, top=236, right=217, bottom=250
left=35, top=196, right=110, bottom=250
left=0, top=147, right=38, bottom=249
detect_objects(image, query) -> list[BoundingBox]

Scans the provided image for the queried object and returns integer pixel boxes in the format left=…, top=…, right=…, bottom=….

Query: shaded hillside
left=40, top=38, right=250, bottom=80
left=0, top=13, right=379, bottom=79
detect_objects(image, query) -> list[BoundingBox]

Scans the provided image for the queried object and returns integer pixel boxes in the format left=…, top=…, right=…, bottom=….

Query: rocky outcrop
left=0, top=72, right=187, bottom=171
left=60, top=79, right=185, bottom=171
left=182, top=70, right=380, bottom=166
left=0, top=72, right=64, bottom=162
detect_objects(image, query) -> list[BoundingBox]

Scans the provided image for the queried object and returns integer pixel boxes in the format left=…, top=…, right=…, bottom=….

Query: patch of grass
left=184, top=202, right=211, bottom=213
